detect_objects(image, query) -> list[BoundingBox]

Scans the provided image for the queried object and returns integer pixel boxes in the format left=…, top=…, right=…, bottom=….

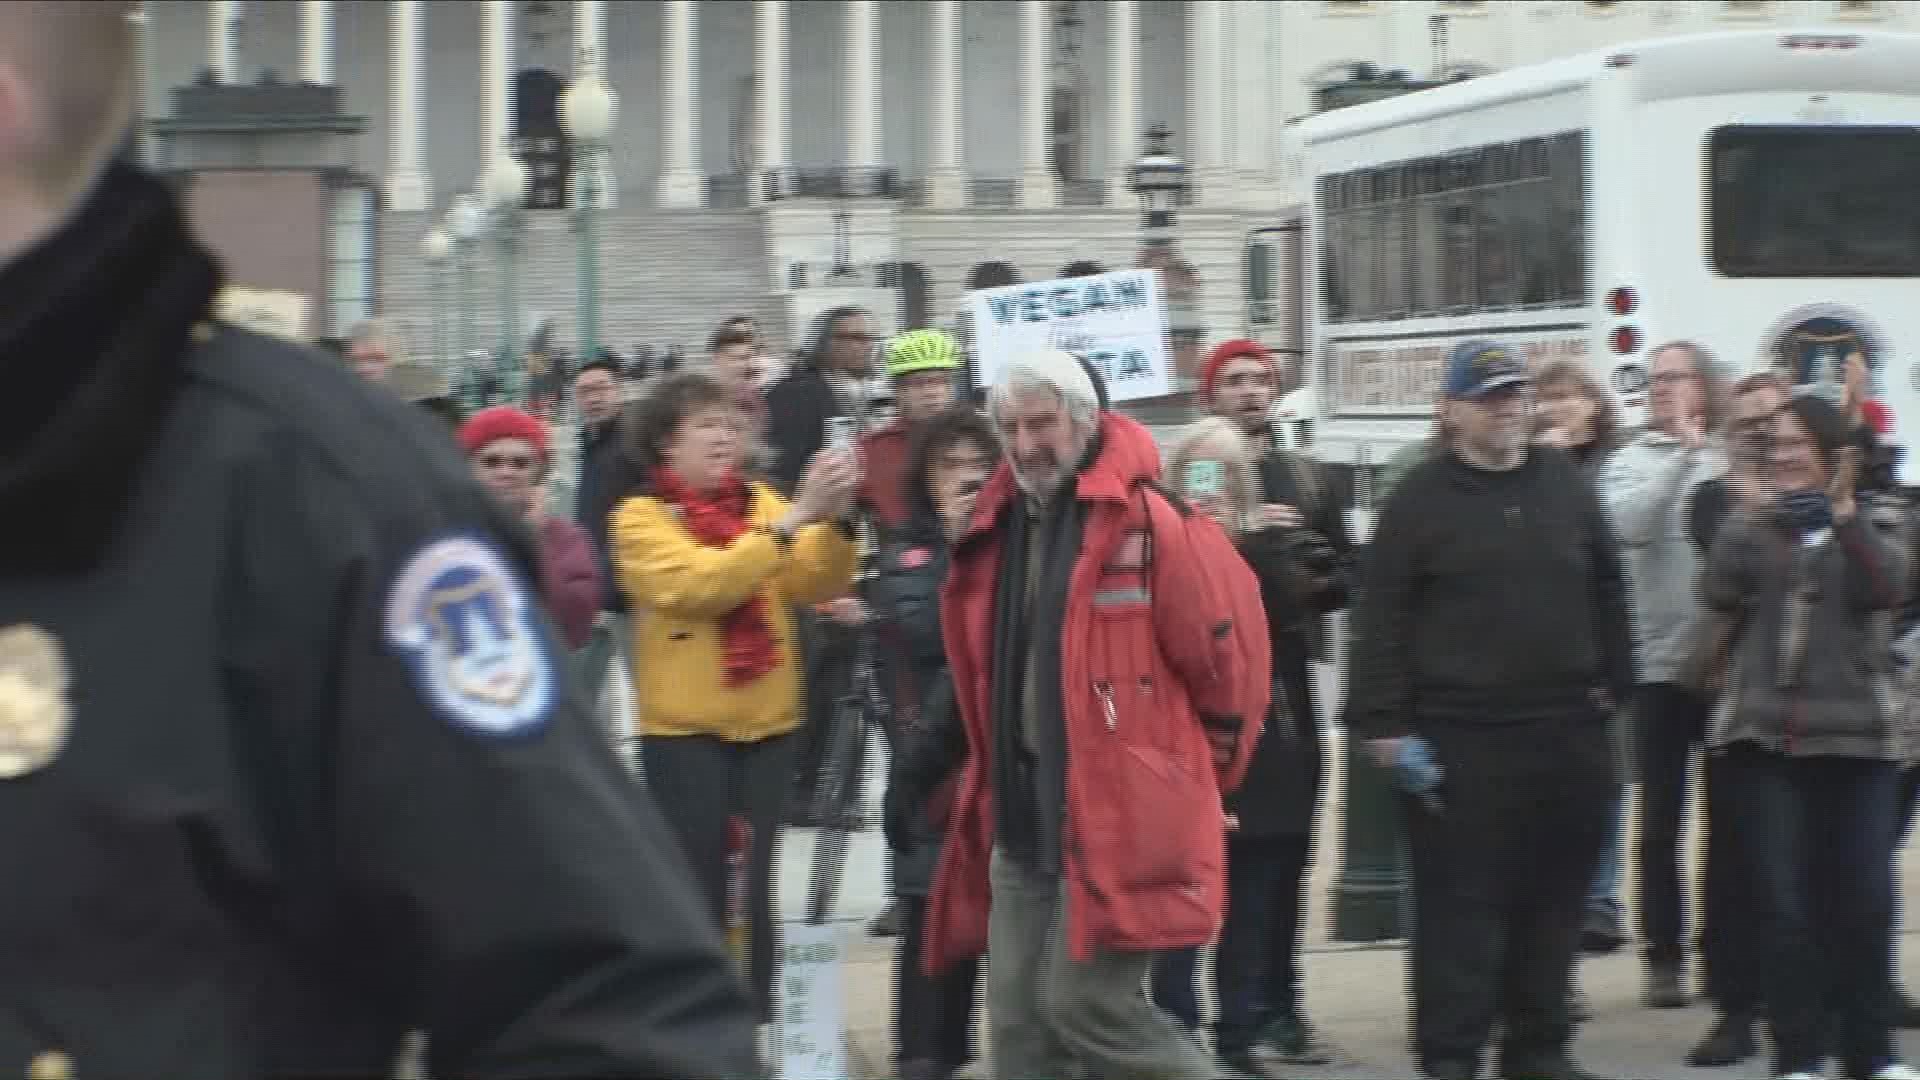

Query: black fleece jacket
left=1346, top=445, right=1637, bottom=737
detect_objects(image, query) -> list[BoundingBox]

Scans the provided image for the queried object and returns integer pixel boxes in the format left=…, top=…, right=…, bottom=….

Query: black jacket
left=764, top=364, right=846, bottom=497
left=574, top=416, right=631, bottom=611
left=1347, top=445, right=1638, bottom=737
left=868, top=516, right=958, bottom=896
left=1228, top=450, right=1353, bottom=835
left=0, top=165, right=758, bottom=1079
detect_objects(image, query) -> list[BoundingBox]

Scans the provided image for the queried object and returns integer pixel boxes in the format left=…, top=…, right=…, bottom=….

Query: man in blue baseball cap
left=1346, top=337, right=1636, bottom=1080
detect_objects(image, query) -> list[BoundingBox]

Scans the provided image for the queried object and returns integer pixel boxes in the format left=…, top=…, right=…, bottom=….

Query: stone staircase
left=379, top=207, right=785, bottom=370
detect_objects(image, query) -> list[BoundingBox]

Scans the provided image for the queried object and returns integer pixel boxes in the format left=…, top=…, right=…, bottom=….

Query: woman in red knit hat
left=458, top=405, right=603, bottom=650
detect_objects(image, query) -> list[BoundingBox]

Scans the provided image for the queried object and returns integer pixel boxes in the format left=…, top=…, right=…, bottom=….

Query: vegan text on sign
left=982, top=276, right=1153, bottom=326
left=966, top=269, right=1176, bottom=404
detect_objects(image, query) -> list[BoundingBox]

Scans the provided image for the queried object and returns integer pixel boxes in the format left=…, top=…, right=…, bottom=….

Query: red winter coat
left=923, top=413, right=1269, bottom=973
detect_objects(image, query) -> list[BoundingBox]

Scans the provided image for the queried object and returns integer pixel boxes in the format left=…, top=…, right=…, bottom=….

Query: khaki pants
left=987, top=848, right=1218, bottom=1080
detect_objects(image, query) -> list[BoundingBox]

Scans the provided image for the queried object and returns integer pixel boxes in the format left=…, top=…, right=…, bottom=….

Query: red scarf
left=653, top=466, right=780, bottom=688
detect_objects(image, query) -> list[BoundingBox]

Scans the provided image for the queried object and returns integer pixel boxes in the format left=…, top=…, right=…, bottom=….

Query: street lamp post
left=421, top=227, right=453, bottom=384
left=1128, top=126, right=1204, bottom=420
left=559, top=71, right=618, bottom=372
left=1128, top=124, right=1187, bottom=250
left=484, top=155, right=530, bottom=405
left=446, top=195, right=486, bottom=411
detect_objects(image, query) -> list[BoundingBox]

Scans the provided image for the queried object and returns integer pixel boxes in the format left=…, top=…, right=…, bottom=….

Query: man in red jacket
left=916, top=347, right=1269, bottom=1080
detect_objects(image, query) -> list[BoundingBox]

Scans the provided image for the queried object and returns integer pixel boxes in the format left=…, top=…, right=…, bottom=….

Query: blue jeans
left=1718, top=747, right=1898, bottom=1079
left=1215, top=833, right=1315, bottom=1053
left=1585, top=789, right=1626, bottom=915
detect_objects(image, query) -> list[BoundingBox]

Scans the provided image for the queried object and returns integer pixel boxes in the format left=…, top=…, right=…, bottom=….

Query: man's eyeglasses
left=481, top=453, right=537, bottom=470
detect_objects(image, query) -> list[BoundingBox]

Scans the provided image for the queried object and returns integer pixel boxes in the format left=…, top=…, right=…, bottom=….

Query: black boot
left=1684, top=1010, right=1757, bottom=1068
left=866, top=898, right=904, bottom=937
left=1642, top=961, right=1688, bottom=1009
left=1580, top=907, right=1627, bottom=955
left=1889, top=984, right=1920, bottom=1029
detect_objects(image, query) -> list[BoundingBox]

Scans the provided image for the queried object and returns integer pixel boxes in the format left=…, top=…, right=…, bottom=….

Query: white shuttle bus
left=1294, top=28, right=1920, bottom=526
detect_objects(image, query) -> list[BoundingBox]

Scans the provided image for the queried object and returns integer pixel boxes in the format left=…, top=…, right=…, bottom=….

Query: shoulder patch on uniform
left=898, top=546, right=933, bottom=570
left=384, top=533, right=558, bottom=739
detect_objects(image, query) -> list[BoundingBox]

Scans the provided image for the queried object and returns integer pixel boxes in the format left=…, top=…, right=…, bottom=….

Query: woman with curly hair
left=609, top=371, right=860, bottom=1030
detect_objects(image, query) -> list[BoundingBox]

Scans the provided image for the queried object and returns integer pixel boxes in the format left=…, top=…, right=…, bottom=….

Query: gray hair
left=1648, top=339, right=1731, bottom=433
left=1168, top=416, right=1258, bottom=536
left=987, top=351, right=1101, bottom=434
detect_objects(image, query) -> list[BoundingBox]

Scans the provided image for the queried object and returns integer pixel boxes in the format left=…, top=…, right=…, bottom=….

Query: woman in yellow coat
left=611, top=371, right=859, bottom=1026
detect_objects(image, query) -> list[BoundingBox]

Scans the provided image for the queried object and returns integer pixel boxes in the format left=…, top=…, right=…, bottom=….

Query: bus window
left=1246, top=243, right=1275, bottom=305
left=1549, top=133, right=1590, bottom=305
left=1709, top=125, right=1920, bottom=278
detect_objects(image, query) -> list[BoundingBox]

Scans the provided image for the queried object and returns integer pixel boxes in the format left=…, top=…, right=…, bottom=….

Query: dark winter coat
left=868, top=515, right=959, bottom=897
left=574, top=416, right=630, bottom=611
left=1228, top=450, right=1354, bottom=836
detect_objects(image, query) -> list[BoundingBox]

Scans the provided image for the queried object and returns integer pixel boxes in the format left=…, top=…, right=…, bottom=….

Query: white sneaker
left=1776, top=1073, right=1821, bottom=1080
left=1873, top=1065, right=1920, bottom=1080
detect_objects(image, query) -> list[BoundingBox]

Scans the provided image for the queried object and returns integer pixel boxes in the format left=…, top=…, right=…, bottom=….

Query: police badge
left=384, top=534, right=559, bottom=738
left=0, top=625, right=72, bottom=779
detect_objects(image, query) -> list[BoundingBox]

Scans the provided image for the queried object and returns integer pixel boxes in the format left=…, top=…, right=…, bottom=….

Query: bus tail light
left=1610, top=326, right=1642, bottom=355
left=1606, top=287, right=1638, bottom=316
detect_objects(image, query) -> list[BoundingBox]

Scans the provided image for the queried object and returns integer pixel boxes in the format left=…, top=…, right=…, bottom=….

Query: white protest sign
left=216, top=287, right=311, bottom=344
left=967, top=268, right=1174, bottom=403
left=775, top=921, right=847, bottom=1080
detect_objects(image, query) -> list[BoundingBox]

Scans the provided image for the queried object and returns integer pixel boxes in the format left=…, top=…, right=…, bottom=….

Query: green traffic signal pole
left=1333, top=727, right=1411, bottom=941
left=430, top=259, right=448, bottom=381
left=495, top=214, right=521, bottom=406
left=575, top=150, right=601, bottom=367
left=456, top=241, right=479, bottom=411
left=1331, top=451, right=1411, bottom=942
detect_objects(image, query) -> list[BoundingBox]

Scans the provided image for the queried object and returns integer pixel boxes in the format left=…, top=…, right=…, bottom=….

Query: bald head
left=0, top=3, right=138, bottom=203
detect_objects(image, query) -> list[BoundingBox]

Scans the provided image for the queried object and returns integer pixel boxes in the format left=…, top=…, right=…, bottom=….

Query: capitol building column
left=575, top=0, right=617, bottom=208
left=386, top=0, right=431, bottom=212
left=843, top=0, right=884, bottom=191
left=924, top=0, right=967, bottom=209
left=479, top=0, right=515, bottom=164
left=1017, top=0, right=1058, bottom=209
left=299, top=1, right=334, bottom=86
left=1186, top=0, right=1233, bottom=206
left=208, top=0, right=240, bottom=84
left=658, top=0, right=705, bottom=208
left=1106, top=0, right=1140, bottom=207
left=752, top=0, right=792, bottom=203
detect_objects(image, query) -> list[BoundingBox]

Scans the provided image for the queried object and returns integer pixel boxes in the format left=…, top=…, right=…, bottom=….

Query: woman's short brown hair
left=1534, top=360, right=1621, bottom=449
left=623, top=371, right=734, bottom=479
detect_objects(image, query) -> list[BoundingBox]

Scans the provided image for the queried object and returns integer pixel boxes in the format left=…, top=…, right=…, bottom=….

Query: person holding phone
left=611, top=372, right=860, bottom=1038
left=876, top=406, right=997, bottom=1080
left=1699, top=392, right=1916, bottom=1080
left=1167, top=341, right=1357, bottom=1073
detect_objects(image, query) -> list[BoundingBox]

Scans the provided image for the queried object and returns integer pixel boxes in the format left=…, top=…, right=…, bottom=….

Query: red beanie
left=1201, top=339, right=1275, bottom=402
left=459, top=406, right=550, bottom=466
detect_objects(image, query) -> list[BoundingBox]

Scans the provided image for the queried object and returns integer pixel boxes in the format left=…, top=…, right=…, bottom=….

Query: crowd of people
left=11, top=11, right=1920, bottom=1080
left=336, top=292, right=1920, bottom=1080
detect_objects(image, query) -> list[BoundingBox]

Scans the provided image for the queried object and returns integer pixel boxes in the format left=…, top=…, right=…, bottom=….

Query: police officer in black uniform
left=0, top=6, right=759, bottom=1077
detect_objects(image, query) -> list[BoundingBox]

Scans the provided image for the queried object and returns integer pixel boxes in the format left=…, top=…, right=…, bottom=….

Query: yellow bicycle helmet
left=885, top=329, right=963, bottom=379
